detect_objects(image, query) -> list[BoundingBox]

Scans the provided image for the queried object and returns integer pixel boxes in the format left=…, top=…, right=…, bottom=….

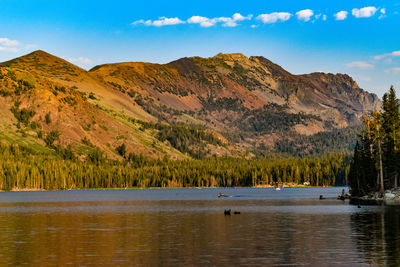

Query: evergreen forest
left=0, top=142, right=350, bottom=190
left=349, top=86, right=400, bottom=196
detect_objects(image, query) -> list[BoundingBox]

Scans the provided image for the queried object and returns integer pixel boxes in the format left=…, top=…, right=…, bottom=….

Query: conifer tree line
left=0, top=143, right=350, bottom=190
left=349, top=86, right=400, bottom=196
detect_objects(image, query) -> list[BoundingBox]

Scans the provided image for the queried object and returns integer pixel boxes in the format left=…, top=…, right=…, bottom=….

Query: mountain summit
left=90, top=52, right=379, bottom=130
left=0, top=51, right=381, bottom=158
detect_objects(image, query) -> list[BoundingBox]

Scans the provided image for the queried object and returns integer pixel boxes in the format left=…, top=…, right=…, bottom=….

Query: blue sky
left=0, top=0, right=400, bottom=97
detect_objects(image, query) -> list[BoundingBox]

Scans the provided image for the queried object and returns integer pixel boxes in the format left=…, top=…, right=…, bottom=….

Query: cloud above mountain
left=374, top=50, right=400, bottom=61
left=132, top=17, right=185, bottom=27
left=334, top=11, right=348, bottom=20
left=345, top=61, right=374, bottom=69
left=187, top=13, right=252, bottom=27
left=0, top=38, right=21, bottom=53
left=296, top=9, right=314, bottom=21
left=131, top=6, right=386, bottom=28
left=352, top=7, right=377, bottom=18
left=257, top=12, right=292, bottom=24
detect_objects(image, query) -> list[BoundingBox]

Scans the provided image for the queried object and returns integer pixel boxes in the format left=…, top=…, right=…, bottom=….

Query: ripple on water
left=0, top=188, right=397, bottom=266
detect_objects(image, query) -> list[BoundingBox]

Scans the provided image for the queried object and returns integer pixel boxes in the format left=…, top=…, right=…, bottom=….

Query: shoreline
left=0, top=184, right=344, bottom=192
left=351, top=188, right=400, bottom=205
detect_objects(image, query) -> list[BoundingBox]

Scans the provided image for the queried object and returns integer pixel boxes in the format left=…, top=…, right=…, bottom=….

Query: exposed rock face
left=89, top=52, right=380, bottom=147
left=0, top=51, right=382, bottom=157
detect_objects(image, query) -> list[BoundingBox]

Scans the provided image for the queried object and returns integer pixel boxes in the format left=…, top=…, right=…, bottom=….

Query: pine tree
left=349, top=86, right=400, bottom=196
left=382, top=86, right=400, bottom=188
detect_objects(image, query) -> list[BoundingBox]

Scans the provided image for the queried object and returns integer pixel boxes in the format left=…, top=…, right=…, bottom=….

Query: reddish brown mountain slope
left=0, top=51, right=381, bottom=156
left=90, top=53, right=380, bottom=134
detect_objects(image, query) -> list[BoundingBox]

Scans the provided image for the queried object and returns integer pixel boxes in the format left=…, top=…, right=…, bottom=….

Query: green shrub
left=30, top=121, right=41, bottom=130
left=88, top=92, right=96, bottom=100
left=44, top=130, right=60, bottom=147
left=116, top=143, right=126, bottom=157
left=11, top=103, right=36, bottom=126
left=81, top=137, right=94, bottom=147
left=45, top=113, right=51, bottom=124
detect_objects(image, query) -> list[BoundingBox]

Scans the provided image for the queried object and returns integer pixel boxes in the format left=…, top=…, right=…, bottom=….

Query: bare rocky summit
left=0, top=51, right=381, bottom=159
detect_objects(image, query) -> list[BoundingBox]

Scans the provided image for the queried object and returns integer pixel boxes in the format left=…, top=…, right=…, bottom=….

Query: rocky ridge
left=0, top=50, right=382, bottom=159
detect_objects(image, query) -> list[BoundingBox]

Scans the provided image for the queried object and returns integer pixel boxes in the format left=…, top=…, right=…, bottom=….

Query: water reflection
left=350, top=205, right=400, bottom=267
left=0, top=189, right=398, bottom=266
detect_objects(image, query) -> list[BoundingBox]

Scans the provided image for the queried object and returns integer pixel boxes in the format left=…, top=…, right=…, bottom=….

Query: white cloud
left=256, top=12, right=292, bottom=23
left=131, top=8, right=388, bottom=28
left=69, top=57, right=92, bottom=65
left=132, top=19, right=145, bottom=25
left=374, top=54, right=389, bottom=61
left=187, top=13, right=252, bottom=27
left=132, top=17, right=185, bottom=27
left=0, top=46, right=19, bottom=52
left=296, top=9, right=314, bottom=21
left=378, top=8, right=387, bottom=19
left=345, top=61, right=374, bottom=69
left=150, top=17, right=185, bottom=26
left=233, top=13, right=250, bottom=21
left=334, top=11, right=348, bottom=20
left=373, top=51, right=400, bottom=61
left=187, top=16, right=213, bottom=27
left=352, top=6, right=377, bottom=18
left=0, top=38, right=20, bottom=47
left=0, top=37, right=21, bottom=53
left=385, top=67, right=400, bottom=74
left=224, top=21, right=240, bottom=27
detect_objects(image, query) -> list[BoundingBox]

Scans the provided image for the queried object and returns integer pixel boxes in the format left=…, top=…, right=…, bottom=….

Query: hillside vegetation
left=0, top=50, right=382, bottom=188
left=0, top=50, right=380, bottom=159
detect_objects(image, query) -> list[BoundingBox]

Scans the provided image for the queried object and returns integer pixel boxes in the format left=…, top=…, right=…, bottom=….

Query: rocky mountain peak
left=213, top=52, right=249, bottom=61
left=0, top=50, right=382, bottom=156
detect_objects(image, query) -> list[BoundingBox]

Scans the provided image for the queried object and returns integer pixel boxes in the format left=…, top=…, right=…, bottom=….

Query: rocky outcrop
left=359, top=188, right=400, bottom=203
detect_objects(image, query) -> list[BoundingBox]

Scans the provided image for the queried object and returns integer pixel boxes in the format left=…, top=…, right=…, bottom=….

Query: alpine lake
left=0, top=187, right=399, bottom=266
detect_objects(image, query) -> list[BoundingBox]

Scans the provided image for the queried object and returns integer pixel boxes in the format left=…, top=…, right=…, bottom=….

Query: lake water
left=0, top=187, right=399, bottom=266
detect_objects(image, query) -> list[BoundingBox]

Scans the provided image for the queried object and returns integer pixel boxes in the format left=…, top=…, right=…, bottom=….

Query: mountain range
left=0, top=50, right=381, bottom=159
